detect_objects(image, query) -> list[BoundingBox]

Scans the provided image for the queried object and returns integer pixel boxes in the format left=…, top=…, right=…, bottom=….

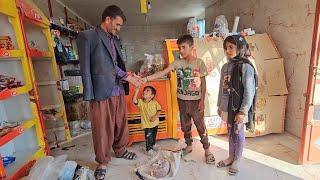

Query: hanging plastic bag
left=212, top=15, right=229, bottom=38
left=151, top=54, right=164, bottom=75
left=187, top=17, right=199, bottom=38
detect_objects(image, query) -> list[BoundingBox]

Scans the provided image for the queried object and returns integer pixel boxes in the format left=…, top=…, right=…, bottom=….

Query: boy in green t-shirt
left=133, top=86, right=161, bottom=155
left=142, top=35, right=215, bottom=164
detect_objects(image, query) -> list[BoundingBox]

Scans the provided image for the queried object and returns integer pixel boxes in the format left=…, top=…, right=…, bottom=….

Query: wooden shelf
left=62, top=130, right=91, bottom=144
left=46, top=126, right=65, bottom=132
left=50, top=23, right=78, bottom=37
left=0, top=50, right=23, bottom=59
left=37, top=81, right=57, bottom=86
left=70, top=130, right=91, bottom=141
left=0, top=119, right=35, bottom=147
left=67, top=60, right=79, bottom=64
left=49, top=130, right=91, bottom=149
left=64, top=69, right=81, bottom=76
left=40, top=104, right=61, bottom=111
left=0, top=86, right=30, bottom=101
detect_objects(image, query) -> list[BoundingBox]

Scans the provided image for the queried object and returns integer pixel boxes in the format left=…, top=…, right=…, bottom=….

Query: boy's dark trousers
left=144, top=126, right=158, bottom=151
left=177, top=99, right=210, bottom=149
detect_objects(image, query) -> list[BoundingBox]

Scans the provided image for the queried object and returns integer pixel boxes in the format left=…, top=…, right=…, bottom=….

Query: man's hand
left=217, top=108, right=222, bottom=117
left=150, top=116, right=157, bottom=122
left=126, top=73, right=142, bottom=87
left=235, top=112, right=245, bottom=124
left=198, top=100, right=205, bottom=112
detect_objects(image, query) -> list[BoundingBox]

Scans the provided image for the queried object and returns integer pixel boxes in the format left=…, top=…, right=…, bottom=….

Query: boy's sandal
left=181, top=147, right=192, bottom=156
left=228, top=166, right=239, bottom=176
left=117, top=150, right=137, bottom=160
left=217, top=160, right=232, bottom=168
left=205, top=153, right=216, bottom=164
left=94, top=168, right=107, bottom=180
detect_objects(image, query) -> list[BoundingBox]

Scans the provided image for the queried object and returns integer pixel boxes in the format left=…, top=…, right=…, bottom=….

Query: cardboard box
left=245, top=33, right=281, bottom=61
left=246, top=96, right=287, bottom=137
left=194, top=38, right=227, bottom=117
left=264, top=58, right=288, bottom=96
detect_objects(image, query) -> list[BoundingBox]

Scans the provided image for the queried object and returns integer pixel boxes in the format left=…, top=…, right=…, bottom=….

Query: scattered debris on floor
left=62, top=145, right=76, bottom=151
left=135, top=150, right=181, bottom=180
left=22, top=155, right=94, bottom=180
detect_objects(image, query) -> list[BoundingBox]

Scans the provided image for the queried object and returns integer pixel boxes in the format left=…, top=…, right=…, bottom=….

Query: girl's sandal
left=217, top=160, right=232, bottom=168
left=228, top=164, right=239, bottom=176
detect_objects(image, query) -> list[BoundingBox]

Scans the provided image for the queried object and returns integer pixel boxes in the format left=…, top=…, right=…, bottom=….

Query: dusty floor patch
left=51, top=133, right=320, bottom=180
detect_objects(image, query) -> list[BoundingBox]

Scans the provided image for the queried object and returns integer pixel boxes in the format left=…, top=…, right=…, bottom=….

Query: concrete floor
left=52, top=133, right=320, bottom=180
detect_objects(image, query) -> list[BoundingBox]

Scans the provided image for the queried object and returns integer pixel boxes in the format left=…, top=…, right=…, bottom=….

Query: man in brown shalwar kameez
left=77, top=5, right=141, bottom=180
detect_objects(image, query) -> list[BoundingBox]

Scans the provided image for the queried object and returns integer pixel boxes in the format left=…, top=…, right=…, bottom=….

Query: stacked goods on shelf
left=16, top=0, right=71, bottom=149
left=0, top=0, right=46, bottom=179
left=46, top=1, right=89, bottom=139
left=52, top=29, right=79, bottom=64
left=0, top=75, right=23, bottom=91
left=63, top=86, right=90, bottom=138
left=0, top=36, right=14, bottom=50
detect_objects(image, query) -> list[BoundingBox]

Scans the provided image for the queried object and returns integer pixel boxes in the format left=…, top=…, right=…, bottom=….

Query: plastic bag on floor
left=135, top=150, right=181, bottom=180
left=27, top=156, right=54, bottom=180
left=27, top=155, right=68, bottom=180
left=60, top=161, right=77, bottom=180
left=80, top=120, right=91, bottom=130
left=73, top=166, right=95, bottom=180
left=46, top=155, right=68, bottom=179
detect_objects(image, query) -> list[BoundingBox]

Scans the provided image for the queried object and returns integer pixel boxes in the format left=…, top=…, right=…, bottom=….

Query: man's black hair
left=101, top=5, right=126, bottom=22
